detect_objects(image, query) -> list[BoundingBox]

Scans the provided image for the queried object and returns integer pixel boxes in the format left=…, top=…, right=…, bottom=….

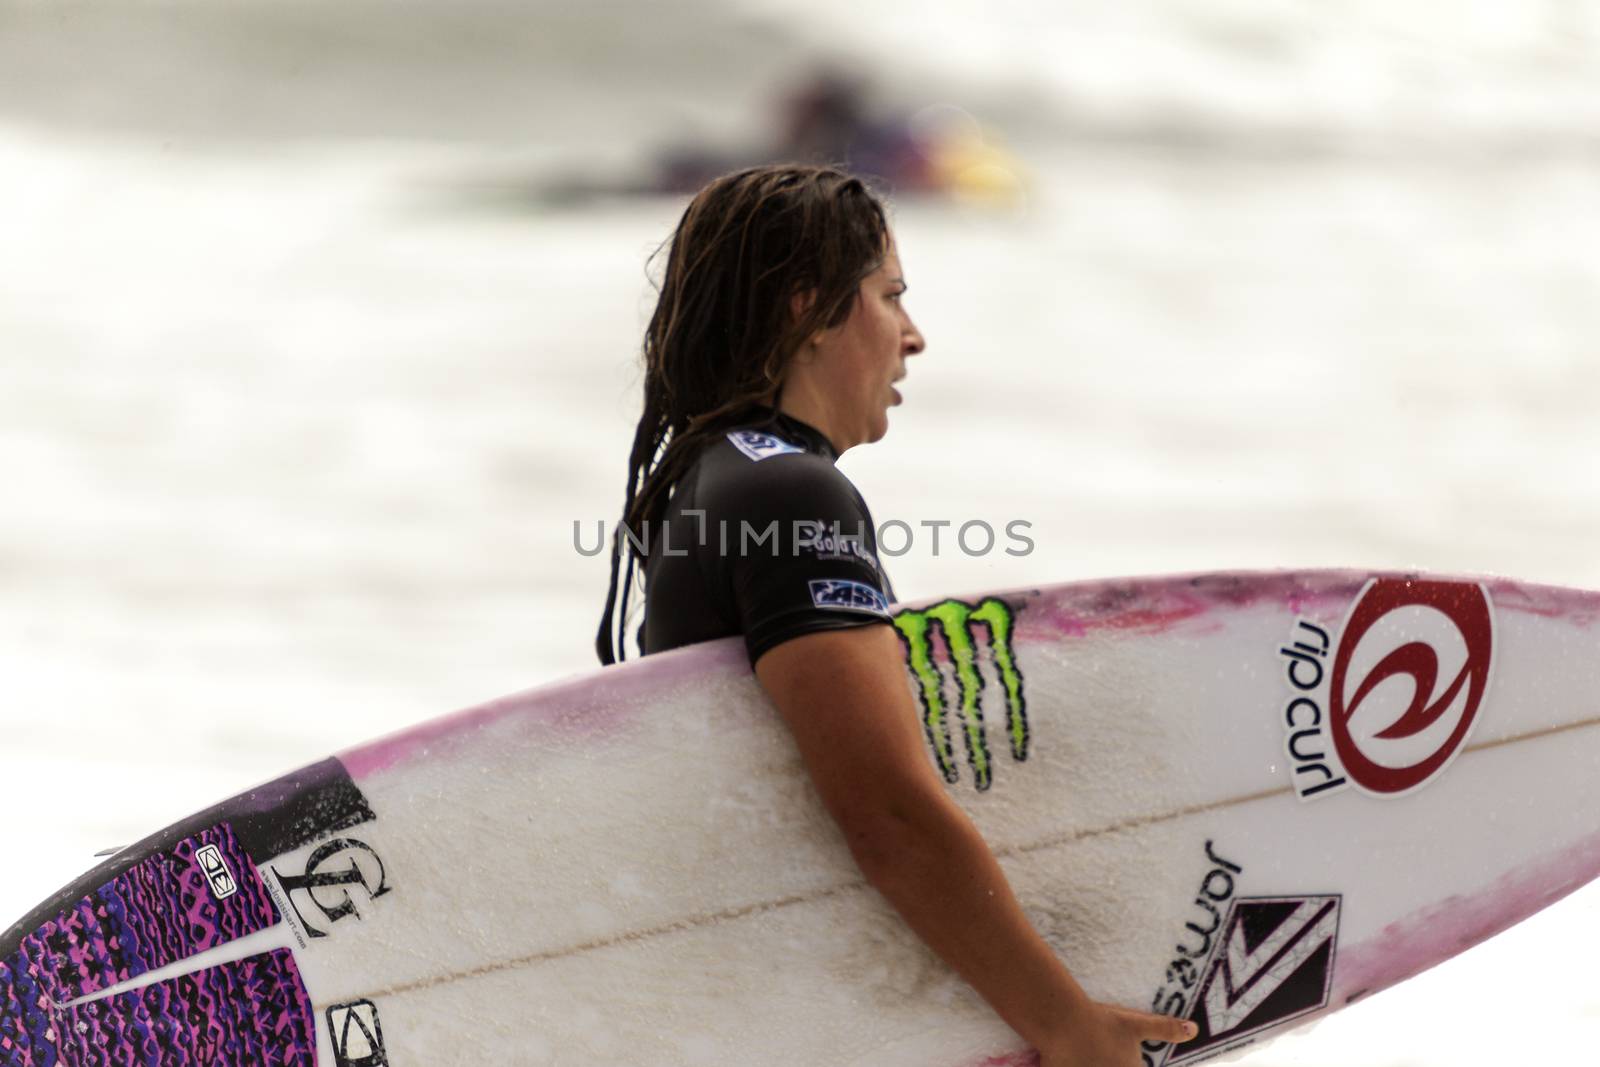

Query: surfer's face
left=785, top=233, right=925, bottom=452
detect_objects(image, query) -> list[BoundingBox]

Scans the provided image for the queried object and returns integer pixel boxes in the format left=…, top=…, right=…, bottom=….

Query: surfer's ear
left=789, top=288, right=823, bottom=342
left=788, top=289, right=826, bottom=363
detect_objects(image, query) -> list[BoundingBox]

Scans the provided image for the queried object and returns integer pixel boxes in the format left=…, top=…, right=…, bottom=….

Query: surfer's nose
left=902, top=317, right=925, bottom=356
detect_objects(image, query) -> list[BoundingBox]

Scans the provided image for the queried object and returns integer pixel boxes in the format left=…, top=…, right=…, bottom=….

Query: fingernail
left=1183, top=1022, right=1198, bottom=1039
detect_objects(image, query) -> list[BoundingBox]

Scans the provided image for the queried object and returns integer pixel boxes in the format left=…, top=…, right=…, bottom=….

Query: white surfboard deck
left=5, top=569, right=1600, bottom=1066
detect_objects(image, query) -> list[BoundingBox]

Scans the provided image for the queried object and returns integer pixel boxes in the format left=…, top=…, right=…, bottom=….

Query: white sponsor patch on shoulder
left=727, top=429, right=805, bottom=462
left=809, top=578, right=891, bottom=616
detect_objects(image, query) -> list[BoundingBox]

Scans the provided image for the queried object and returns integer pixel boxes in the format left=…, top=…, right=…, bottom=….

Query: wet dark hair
left=595, top=163, right=891, bottom=666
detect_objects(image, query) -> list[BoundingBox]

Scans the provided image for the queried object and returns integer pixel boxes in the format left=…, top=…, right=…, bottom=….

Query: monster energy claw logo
left=893, top=597, right=1026, bottom=791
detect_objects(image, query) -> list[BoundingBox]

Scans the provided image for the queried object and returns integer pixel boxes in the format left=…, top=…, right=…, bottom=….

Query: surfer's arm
left=756, top=623, right=1192, bottom=1057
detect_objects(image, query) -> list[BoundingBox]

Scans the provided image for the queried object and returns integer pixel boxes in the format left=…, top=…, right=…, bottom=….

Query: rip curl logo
left=1278, top=578, right=1495, bottom=801
left=1329, top=579, right=1494, bottom=796
left=809, top=578, right=890, bottom=616
left=726, top=430, right=804, bottom=462
left=893, top=598, right=1026, bottom=791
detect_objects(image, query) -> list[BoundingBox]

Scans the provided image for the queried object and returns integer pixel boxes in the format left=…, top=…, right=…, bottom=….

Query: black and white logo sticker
left=270, top=837, right=392, bottom=940
left=327, top=999, right=388, bottom=1067
left=1159, top=895, right=1340, bottom=1065
left=194, top=844, right=238, bottom=901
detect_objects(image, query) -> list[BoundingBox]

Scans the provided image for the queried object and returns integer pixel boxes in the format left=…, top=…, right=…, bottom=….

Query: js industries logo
left=1151, top=895, right=1342, bottom=1066
left=1277, top=578, right=1495, bottom=801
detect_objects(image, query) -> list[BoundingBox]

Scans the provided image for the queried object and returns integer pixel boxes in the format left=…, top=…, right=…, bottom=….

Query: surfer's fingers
left=1119, top=1009, right=1198, bottom=1045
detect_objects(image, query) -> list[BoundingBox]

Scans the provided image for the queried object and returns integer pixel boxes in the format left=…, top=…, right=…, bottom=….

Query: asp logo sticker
left=1148, top=894, right=1341, bottom=1066
left=726, top=429, right=804, bottom=462
left=810, top=578, right=890, bottom=616
left=1277, top=578, right=1495, bottom=801
left=893, top=597, right=1026, bottom=791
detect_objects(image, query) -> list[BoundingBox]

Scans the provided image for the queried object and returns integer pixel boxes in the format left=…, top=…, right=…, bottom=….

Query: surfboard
left=5, top=569, right=1600, bottom=1066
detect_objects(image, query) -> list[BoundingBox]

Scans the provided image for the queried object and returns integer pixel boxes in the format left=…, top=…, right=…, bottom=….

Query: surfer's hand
left=1039, top=1001, right=1197, bottom=1067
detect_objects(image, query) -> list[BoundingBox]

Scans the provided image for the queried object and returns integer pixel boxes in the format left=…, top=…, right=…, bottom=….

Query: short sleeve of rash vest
left=707, top=455, right=896, bottom=667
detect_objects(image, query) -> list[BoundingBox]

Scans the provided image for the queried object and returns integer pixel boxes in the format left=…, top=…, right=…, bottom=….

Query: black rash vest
left=641, top=408, right=898, bottom=668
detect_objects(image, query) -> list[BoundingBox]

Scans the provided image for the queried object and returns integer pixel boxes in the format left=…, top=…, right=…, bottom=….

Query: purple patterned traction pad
left=1, top=949, right=314, bottom=1067
left=0, top=824, right=316, bottom=1065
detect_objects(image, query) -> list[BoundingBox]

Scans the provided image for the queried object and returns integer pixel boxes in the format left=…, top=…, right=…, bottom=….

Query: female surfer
left=595, top=164, right=1195, bottom=1067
